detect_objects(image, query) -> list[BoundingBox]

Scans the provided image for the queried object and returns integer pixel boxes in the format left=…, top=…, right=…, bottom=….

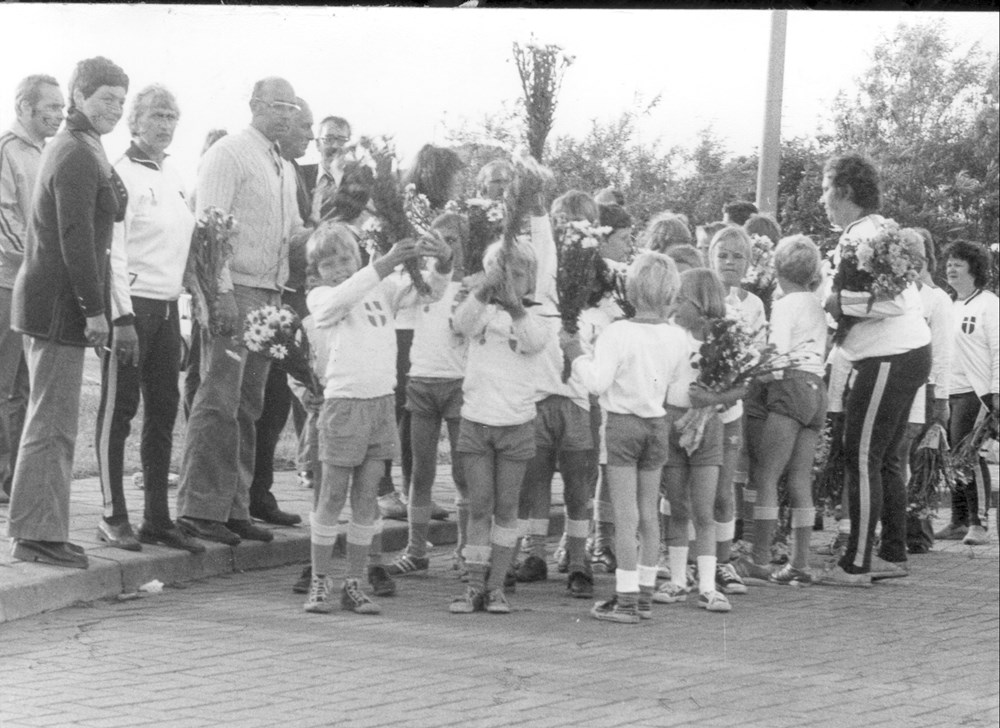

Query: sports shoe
left=698, top=590, right=732, bottom=612
left=553, top=534, right=569, bottom=574
left=567, top=569, right=594, bottom=599
left=652, top=581, right=689, bottom=604
left=934, top=522, right=968, bottom=540
left=297, top=471, right=314, bottom=489
left=377, top=491, right=408, bottom=521
left=515, top=554, right=548, bottom=583
left=591, top=594, right=640, bottom=624
left=770, top=539, right=790, bottom=565
left=292, top=565, right=312, bottom=594
left=816, top=532, right=849, bottom=557
left=430, top=501, right=449, bottom=521
left=715, top=562, right=748, bottom=595
left=733, top=555, right=774, bottom=584
left=655, top=552, right=671, bottom=581
left=449, top=585, right=485, bottom=613
left=963, top=525, right=989, bottom=546
left=303, top=574, right=335, bottom=614
left=731, top=539, right=754, bottom=559
left=132, top=472, right=180, bottom=489
left=591, top=544, right=617, bottom=573
left=816, top=564, right=872, bottom=588
left=869, top=556, right=909, bottom=580
left=485, top=588, right=511, bottom=614
left=769, top=563, right=814, bottom=586
left=385, top=553, right=430, bottom=576
left=367, top=565, right=397, bottom=596
left=341, top=578, right=381, bottom=614
left=637, top=588, right=653, bottom=620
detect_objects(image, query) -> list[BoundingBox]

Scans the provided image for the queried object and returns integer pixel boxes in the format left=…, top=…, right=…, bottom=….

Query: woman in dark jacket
left=7, top=57, right=130, bottom=569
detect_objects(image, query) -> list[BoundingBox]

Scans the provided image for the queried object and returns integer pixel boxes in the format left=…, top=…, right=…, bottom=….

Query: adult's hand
left=85, top=314, right=110, bottom=352
left=931, top=398, right=950, bottom=428
left=114, top=324, right=140, bottom=367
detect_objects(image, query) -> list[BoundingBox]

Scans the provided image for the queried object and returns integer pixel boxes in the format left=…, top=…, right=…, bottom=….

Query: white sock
left=637, top=564, right=658, bottom=588
left=615, top=568, right=639, bottom=593
left=669, top=547, right=689, bottom=588
left=697, top=555, right=717, bottom=595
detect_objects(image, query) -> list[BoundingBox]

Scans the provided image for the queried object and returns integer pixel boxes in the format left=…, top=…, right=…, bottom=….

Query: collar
left=124, top=141, right=165, bottom=171
left=960, top=288, right=983, bottom=305
left=842, top=213, right=882, bottom=236
left=66, top=108, right=98, bottom=135
left=9, top=119, right=45, bottom=151
left=247, top=125, right=281, bottom=155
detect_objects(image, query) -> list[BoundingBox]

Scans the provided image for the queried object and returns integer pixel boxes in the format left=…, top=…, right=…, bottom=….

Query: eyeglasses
left=318, top=135, right=350, bottom=144
left=252, top=97, right=301, bottom=114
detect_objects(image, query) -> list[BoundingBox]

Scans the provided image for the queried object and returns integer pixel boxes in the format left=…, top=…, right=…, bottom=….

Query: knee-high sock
left=486, top=523, right=519, bottom=591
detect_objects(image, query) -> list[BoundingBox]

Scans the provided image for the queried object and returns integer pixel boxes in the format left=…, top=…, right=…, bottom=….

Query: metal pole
left=756, top=9, right=787, bottom=217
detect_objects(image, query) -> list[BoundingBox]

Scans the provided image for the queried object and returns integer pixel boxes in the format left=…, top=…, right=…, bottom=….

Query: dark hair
left=943, top=240, right=992, bottom=289
left=744, top=213, right=781, bottom=243
left=598, top=203, right=632, bottom=231
left=823, top=153, right=880, bottom=212
left=320, top=162, right=373, bottom=223
left=318, top=115, right=351, bottom=133
left=15, top=74, right=59, bottom=114
left=912, top=227, right=936, bottom=273
left=594, top=187, right=625, bottom=206
left=722, top=200, right=758, bottom=226
left=68, top=57, right=128, bottom=110
left=551, top=190, right=599, bottom=225
left=404, top=144, right=464, bottom=210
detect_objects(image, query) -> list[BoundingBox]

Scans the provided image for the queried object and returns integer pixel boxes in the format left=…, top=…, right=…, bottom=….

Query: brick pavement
left=0, top=471, right=998, bottom=728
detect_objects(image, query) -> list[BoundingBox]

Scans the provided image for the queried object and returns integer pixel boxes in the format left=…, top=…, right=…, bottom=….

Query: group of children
left=296, top=155, right=831, bottom=623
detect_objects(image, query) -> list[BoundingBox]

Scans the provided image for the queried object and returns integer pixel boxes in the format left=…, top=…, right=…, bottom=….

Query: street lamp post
left=756, top=9, right=787, bottom=217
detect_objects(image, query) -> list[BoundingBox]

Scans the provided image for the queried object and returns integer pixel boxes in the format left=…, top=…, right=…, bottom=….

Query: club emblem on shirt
left=962, top=315, right=976, bottom=334
left=364, top=301, right=387, bottom=327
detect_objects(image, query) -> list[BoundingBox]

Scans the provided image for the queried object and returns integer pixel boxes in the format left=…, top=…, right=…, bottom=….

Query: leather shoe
left=12, top=539, right=88, bottom=569
left=97, top=519, right=142, bottom=551
left=138, top=522, right=207, bottom=554
left=226, top=519, right=274, bottom=542
left=177, top=516, right=241, bottom=546
left=249, top=504, right=302, bottom=527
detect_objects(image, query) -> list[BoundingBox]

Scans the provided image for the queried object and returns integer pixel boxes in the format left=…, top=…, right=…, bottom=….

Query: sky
left=1, top=5, right=997, bottom=184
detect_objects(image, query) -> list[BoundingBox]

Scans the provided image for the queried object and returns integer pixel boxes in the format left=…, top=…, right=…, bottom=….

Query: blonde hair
left=550, top=190, right=598, bottom=224
left=709, top=225, right=752, bottom=262
left=665, top=244, right=704, bottom=271
left=677, top=268, right=727, bottom=321
left=774, top=234, right=822, bottom=289
left=306, top=221, right=361, bottom=287
left=483, top=239, right=537, bottom=295
left=625, top=251, right=679, bottom=315
left=639, top=212, right=692, bottom=252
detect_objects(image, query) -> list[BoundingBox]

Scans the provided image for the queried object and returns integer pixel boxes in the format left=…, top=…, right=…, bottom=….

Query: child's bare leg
left=446, top=419, right=469, bottom=560
left=311, top=464, right=351, bottom=578
left=519, top=447, right=555, bottom=561
left=606, top=465, right=639, bottom=573
left=462, top=451, right=496, bottom=588
left=785, top=426, right=820, bottom=570
left=560, top=449, right=594, bottom=572
left=485, top=457, right=529, bottom=592
left=346, top=458, right=383, bottom=580
left=715, top=420, right=742, bottom=562
left=636, top=468, right=662, bottom=597
left=406, top=413, right=442, bottom=559
left=663, top=466, right=691, bottom=589
left=749, top=413, right=798, bottom=566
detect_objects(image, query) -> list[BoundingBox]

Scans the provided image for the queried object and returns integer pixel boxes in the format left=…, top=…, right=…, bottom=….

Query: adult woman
left=8, top=57, right=130, bottom=569
left=936, top=241, right=998, bottom=547
left=819, top=153, right=931, bottom=586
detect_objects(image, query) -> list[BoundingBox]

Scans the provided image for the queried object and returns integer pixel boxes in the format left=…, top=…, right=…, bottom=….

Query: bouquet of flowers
left=503, top=152, right=553, bottom=250
left=831, top=219, right=920, bottom=344
left=742, top=233, right=777, bottom=317
left=356, top=136, right=430, bottom=295
left=359, top=217, right=390, bottom=261
left=460, top=197, right=506, bottom=275
left=243, top=304, right=322, bottom=397
left=184, top=207, right=237, bottom=336
left=953, top=411, right=999, bottom=484
left=906, top=423, right=954, bottom=516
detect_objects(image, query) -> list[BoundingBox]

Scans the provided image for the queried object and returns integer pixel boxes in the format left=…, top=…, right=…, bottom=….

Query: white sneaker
left=303, top=574, right=335, bottom=614
left=698, top=590, right=732, bottom=612
left=963, top=525, right=989, bottom=546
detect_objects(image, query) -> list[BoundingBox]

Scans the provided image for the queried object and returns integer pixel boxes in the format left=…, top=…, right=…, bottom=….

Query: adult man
left=0, top=75, right=64, bottom=505
left=311, top=115, right=351, bottom=224
left=722, top=200, right=758, bottom=227
left=95, top=84, right=203, bottom=553
left=176, top=77, right=305, bottom=545
left=249, top=97, right=314, bottom=527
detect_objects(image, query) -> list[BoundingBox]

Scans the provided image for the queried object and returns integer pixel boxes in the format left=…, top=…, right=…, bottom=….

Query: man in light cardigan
left=176, top=77, right=308, bottom=545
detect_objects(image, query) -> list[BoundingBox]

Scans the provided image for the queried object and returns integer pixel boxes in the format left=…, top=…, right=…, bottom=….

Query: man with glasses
left=311, top=116, right=352, bottom=224
left=176, top=77, right=308, bottom=545
left=0, top=74, right=64, bottom=506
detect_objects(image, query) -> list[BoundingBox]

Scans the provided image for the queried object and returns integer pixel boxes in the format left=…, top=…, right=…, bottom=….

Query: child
left=657, top=269, right=745, bottom=613
left=302, top=223, right=453, bottom=614
left=385, top=212, right=471, bottom=576
left=743, top=235, right=828, bottom=585
left=449, top=238, right=548, bottom=614
left=561, top=251, right=688, bottom=623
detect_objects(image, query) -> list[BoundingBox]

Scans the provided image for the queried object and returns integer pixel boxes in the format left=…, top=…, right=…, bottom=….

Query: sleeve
left=839, top=286, right=915, bottom=319
left=0, top=142, right=28, bottom=256
left=301, top=315, right=328, bottom=384
left=529, top=214, right=558, bottom=311
left=195, top=145, right=240, bottom=293
left=927, top=291, right=952, bottom=398
left=305, top=265, right=381, bottom=328
left=109, top=163, right=135, bottom=320
left=986, top=294, right=1000, bottom=395
left=387, top=260, right=451, bottom=314
left=52, top=147, right=105, bottom=317
left=510, top=308, right=550, bottom=355
left=570, top=324, right=620, bottom=397
left=452, top=293, right=491, bottom=338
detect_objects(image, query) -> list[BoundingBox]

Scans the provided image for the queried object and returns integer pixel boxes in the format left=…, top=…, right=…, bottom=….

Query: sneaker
left=731, top=539, right=754, bottom=559
left=132, top=472, right=180, bottom=489
left=340, top=578, right=381, bottom=614
left=963, top=525, right=989, bottom=546
left=292, top=565, right=312, bottom=594
left=567, top=569, right=594, bottom=599
left=591, top=595, right=640, bottom=624
left=485, top=588, right=511, bottom=614
left=385, top=553, right=429, bottom=576
left=297, top=471, right=314, bottom=489
left=449, top=585, right=485, bottom=613
left=733, top=555, right=774, bottom=584
left=515, top=554, right=548, bottom=583
left=553, top=534, right=569, bottom=574
left=430, top=501, right=449, bottom=521
left=715, top=562, right=748, bottom=595
left=303, top=574, right=335, bottom=614
left=591, top=544, right=617, bottom=573
left=816, top=564, right=872, bottom=588
left=769, top=563, right=814, bottom=586
left=378, top=491, right=408, bottom=521
left=816, top=532, right=849, bottom=557
left=367, top=565, right=397, bottom=596
left=652, top=581, right=689, bottom=604
left=934, top=522, right=968, bottom=540
left=452, top=550, right=469, bottom=582
left=869, top=556, right=909, bottom=580
left=637, top=589, right=653, bottom=620
left=655, top=552, right=671, bottom=581
left=698, top=590, right=732, bottom=612
left=770, top=540, right=790, bottom=565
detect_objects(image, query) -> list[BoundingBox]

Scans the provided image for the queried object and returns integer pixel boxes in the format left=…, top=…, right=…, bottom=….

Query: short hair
left=943, top=240, right=992, bottom=289
left=594, top=187, right=625, bottom=206
left=912, top=227, right=936, bottom=273
left=709, top=225, right=752, bottom=262
left=318, top=115, right=351, bottom=134
left=722, top=201, right=758, bottom=226
left=483, top=238, right=537, bottom=296
left=665, top=244, right=704, bottom=271
left=677, top=268, right=727, bottom=320
left=696, top=221, right=728, bottom=250
left=551, top=190, right=599, bottom=225
left=824, top=153, right=881, bottom=212
left=319, top=162, right=373, bottom=223
left=773, top=234, right=822, bottom=289
left=638, top=212, right=692, bottom=252
left=201, top=129, right=227, bottom=157
left=67, top=57, right=128, bottom=109
left=744, top=213, right=781, bottom=244
left=404, top=144, right=464, bottom=210
left=475, top=159, right=513, bottom=192
left=432, top=211, right=470, bottom=244
left=598, top=203, right=632, bottom=232
left=127, top=84, right=179, bottom=136
left=15, top=74, right=59, bottom=114
left=625, top=251, right=679, bottom=315
left=306, top=221, right=362, bottom=288
left=899, top=228, right=927, bottom=273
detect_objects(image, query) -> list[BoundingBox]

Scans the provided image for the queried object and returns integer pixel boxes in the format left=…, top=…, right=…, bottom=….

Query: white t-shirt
left=769, top=291, right=827, bottom=378
left=409, top=279, right=468, bottom=379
